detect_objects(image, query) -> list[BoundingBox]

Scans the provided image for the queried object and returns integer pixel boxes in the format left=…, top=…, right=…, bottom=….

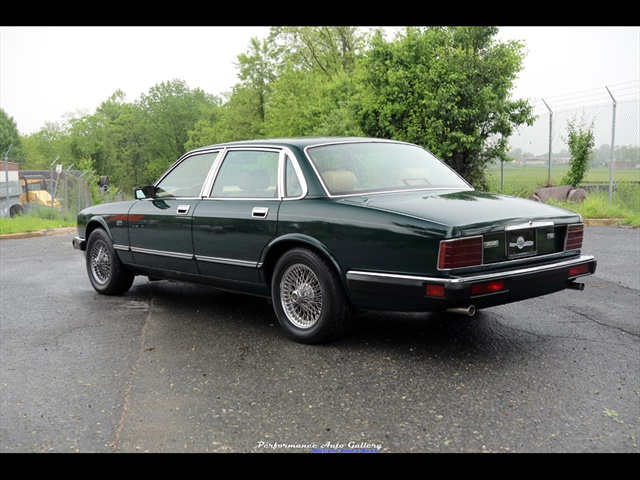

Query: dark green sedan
left=73, top=137, right=597, bottom=344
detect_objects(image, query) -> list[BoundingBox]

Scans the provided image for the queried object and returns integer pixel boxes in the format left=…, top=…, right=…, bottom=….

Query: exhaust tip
left=447, top=305, right=476, bottom=317
left=568, top=282, right=585, bottom=291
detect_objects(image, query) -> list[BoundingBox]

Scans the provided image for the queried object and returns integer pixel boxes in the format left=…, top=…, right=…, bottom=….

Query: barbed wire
left=527, top=79, right=640, bottom=115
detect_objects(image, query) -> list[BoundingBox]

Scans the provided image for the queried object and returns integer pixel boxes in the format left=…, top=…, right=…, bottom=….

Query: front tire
left=271, top=248, right=352, bottom=344
left=86, top=228, right=134, bottom=295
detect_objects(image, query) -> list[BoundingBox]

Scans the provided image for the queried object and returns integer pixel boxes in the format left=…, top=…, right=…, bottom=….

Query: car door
left=192, top=148, right=281, bottom=285
left=127, top=151, right=219, bottom=274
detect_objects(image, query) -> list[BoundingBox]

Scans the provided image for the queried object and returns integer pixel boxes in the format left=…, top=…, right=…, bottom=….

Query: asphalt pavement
left=0, top=226, right=638, bottom=453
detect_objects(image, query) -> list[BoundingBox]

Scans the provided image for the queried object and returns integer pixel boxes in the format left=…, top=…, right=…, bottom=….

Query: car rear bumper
left=345, top=254, right=597, bottom=312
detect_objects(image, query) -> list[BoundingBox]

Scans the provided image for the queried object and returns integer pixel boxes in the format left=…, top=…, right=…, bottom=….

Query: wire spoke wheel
left=280, top=263, right=323, bottom=329
left=272, top=248, right=353, bottom=344
left=85, top=228, right=134, bottom=295
left=90, top=239, right=112, bottom=285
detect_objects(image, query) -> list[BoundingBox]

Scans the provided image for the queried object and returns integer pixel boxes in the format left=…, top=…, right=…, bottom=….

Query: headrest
left=323, top=170, right=358, bottom=192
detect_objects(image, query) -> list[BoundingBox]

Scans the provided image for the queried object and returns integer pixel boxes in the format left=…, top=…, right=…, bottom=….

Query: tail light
left=565, top=224, right=584, bottom=251
left=438, top=236, right=483, bottom=269
left=426, top=284, right=445, bottom=297
left=569, top=263, right=590, bottom=277
left=471, top=280, right=506, bottom=296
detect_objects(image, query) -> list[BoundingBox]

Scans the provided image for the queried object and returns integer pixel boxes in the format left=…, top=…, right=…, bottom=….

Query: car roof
left=189, top=137, right=401, bottom=153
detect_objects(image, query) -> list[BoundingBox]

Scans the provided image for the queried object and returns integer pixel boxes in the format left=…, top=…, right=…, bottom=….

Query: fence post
left=606, top=86, right=617, bottom=205
left=4, top=145, right=11, bottom=208
left=64, top=164, right=74, bottom=214
left=49, top=156, right=58, bottom=213
left=542, top=99, right=553, bottom=186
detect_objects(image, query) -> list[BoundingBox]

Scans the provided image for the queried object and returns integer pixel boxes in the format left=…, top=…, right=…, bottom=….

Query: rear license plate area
left=507, top=228, right=537, bottom=258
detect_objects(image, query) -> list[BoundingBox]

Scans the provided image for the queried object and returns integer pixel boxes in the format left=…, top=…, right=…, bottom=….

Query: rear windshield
left=306, top=141, right=471, bottom=195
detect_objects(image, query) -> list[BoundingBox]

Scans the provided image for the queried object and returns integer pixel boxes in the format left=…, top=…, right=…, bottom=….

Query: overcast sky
left=1, top=26, right=638, bottom=135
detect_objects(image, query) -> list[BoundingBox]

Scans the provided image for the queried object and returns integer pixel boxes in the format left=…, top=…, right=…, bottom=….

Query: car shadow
left=125, top=278, right=541, bottom=362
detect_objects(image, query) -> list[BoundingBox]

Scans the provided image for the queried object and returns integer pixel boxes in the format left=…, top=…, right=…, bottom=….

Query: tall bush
left=561, top=115, right=595, bottom=187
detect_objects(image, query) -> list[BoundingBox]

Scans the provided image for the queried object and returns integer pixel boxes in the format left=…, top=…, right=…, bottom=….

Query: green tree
left=67, top=105, right=116, bottom=176
left=277, top=26, right=365, bottom=76
left=236, top=33, right=283, bottom=123
left=354, top=26, right=535, bottom=189
left=107, top=103, right=152, bottom=191
left=561, top=115, right=595, bottom=187
left=261, top=26, right=368, bottom=138
left=188, top=33, right=279, bottom=145
left=184, top=101, right=225, bottom=150
left=136, top=79, right=217, bottom=179
left=264, top=68, right=362, bottom=137
left=594, top=143, right=611, bottom=164
left=19, top=122, right=74, bottom=170
left=616, top=145, right=640, bottom=164
left=213, top=86, right=267, bottom=141
left=0, top=109, right=24, bottom=162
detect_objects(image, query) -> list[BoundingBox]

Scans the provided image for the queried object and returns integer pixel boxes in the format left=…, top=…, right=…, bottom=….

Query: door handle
left=252, top=207, right=269, bottom=218
left=177, top=205, right=190, bottom=215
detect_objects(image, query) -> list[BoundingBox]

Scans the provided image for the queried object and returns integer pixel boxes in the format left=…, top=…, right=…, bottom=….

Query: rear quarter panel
left=276, top=198, right=450, bottom=277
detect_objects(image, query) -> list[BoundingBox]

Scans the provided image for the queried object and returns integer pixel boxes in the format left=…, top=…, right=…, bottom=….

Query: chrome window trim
left=154, top=148, right=222, bottom=198
left=322, top=186, right=473, bottom=199
left=200, top=149, right=225, bottom=198
left=203, top=146, right=307, bottom=200
left=303, top=139, right=472, bottom=198
left=279, top=149, right=308, bottom=200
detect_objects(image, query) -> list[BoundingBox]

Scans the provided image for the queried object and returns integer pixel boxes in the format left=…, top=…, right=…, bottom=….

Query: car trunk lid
left=342, top=189, right=583, bottom=265
left=348, top=190, right=580, bottom=231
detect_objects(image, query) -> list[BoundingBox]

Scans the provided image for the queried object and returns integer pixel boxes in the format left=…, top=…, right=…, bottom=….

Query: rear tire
left=86, top=228, right=134, bottom=295
left=271, top=248, right=352, bottom=344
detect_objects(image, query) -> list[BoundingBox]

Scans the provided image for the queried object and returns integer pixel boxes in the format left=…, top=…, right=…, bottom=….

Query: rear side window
left=284, top=155, right=303, bottom=198
left=210, top=150, right=279, bottom=198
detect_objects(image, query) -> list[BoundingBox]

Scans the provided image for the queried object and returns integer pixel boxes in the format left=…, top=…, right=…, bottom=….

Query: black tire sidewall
left=86, top=228, right=133, bottom=295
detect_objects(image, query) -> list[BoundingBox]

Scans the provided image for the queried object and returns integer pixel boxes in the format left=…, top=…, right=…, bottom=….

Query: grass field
left=487, top=163, right=639, bottom=196
left=0, top=209, right=76, bottom=235
left=487, top=163, right=639, bottom=227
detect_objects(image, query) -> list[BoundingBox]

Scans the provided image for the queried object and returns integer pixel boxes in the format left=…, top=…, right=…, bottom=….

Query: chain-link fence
left=0, top=167, right=125, bottom=219
left=16, top=169, right=94, bottom=218
left=490, top=81, right=640, bottom=197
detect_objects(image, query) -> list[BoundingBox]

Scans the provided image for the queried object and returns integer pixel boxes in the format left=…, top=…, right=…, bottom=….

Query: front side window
left=155, top=151, right=219, bottom=198
left=210, top=150, right=279, bottom=198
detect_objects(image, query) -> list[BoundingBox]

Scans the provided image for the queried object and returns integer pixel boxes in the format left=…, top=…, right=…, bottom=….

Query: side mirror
left=133, top=185, right=156, bottom=199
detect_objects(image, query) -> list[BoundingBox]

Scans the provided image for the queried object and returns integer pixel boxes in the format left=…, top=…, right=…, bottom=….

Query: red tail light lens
left=471, top=280, right=506, bottom=296
left=565, top=224, right=584, bottom=251
left=438, top=236, right=483, bottom=269
left=426, top=284, right=445, bottom=297
left=569, top=264, right=590, bottom=277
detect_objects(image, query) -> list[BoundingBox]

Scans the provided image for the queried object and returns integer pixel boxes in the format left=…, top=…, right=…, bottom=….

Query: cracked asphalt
left=0, top=226, right=638, bottom=453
